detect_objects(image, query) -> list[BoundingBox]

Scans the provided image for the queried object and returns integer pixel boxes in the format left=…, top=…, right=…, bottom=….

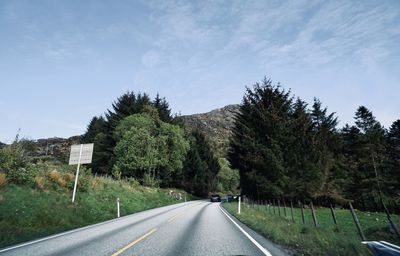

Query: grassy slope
left=0, top=177, right=191, bottom=249
left=223, top=202, right=400, bottom=256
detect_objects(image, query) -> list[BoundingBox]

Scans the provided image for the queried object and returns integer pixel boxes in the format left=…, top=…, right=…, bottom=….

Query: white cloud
left=141, top=50, right=162, bottom=68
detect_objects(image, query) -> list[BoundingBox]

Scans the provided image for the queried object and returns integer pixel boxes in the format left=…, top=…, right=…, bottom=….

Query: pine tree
left=309, top=99, right=344, bottom=204
left=106, top=92, right=151, bottom=130
left=343, top=106, right=387, bottom=210
left=153, top=93, right=173, bottom=123
left=229, top=79, right=293, bottom=199
left=182, top=131, right=220, bottom=196
left=81, top=116, right=107, bottom=144
left=386, top=120, right=400, bottom=197
left=285, top=98, right=316, bottom=199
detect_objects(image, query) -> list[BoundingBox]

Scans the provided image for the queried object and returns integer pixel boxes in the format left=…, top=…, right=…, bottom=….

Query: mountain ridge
left=1, top=104, right=240, bottom=158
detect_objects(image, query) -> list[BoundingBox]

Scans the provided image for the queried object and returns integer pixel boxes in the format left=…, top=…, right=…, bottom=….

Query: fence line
left=238, top=196, right=400, bottom=241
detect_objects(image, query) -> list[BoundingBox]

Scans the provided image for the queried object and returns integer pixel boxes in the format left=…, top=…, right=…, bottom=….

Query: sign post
left=69, top=143, right=94, bottom=203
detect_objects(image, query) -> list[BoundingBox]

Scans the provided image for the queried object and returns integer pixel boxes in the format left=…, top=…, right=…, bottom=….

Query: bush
left=127, top=177, right=140, bottom=188
left=48, top=170, right=66, bottom=187
left=112, top=166, right=122, bottom=180
left=0, top=172, right=7, bottom=188
left=35, top=176, right=46, bottom=190
left=76, top=167, right=91, bottom=192
left=6, top=167, right=37, bottom=185
left=0, top=142, right=27, bottom=173
left=91, top=177, right=102, bottom=190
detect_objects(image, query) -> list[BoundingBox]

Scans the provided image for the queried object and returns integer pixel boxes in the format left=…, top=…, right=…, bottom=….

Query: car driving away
left=210, top=194, right=221, bottom=202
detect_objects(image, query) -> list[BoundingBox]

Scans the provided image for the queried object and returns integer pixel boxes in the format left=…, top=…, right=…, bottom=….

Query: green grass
left=223, top=202, right=400, bottom=256
left=0, top=177, right=192, bottom=249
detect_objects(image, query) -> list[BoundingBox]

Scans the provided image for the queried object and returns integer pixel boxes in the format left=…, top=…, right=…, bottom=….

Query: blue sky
left=1, top=0, right=399, bottom=143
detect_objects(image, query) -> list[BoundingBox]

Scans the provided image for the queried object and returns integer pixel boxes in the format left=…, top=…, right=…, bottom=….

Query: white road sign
left=69, top=143, right=94, bottom=165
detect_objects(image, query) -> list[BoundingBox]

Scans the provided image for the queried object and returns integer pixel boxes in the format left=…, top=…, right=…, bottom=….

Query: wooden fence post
left=278, top=199, right=281, bottom=216
left=330, top=203, right=338, bottom=226
left=382, top=201, right=400, bottom=239
left=349, top=202, right=366, bottom=241
left=290, top=200, right=295, bottom=223
left=283, top=199, right=287, bottom=217
left=310, top=201, right=318, bottom=227
left=299, top=200, right=305, bottom=224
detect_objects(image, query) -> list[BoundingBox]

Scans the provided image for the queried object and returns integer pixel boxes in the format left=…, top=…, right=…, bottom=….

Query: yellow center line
left=111, top=228, right=157, bottom=256
left=167, top=212, right=184, bottom=223
left=167, top=201, right=204, bottom=223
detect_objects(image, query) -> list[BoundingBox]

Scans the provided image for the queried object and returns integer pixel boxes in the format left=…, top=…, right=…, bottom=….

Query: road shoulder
left=220, top=203, right=294, bottom=256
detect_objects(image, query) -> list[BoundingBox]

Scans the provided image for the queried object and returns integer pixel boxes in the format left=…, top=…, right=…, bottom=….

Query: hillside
left=180, top=104, right=240, bottom=155
left=0, top=161, right=192, bottom=248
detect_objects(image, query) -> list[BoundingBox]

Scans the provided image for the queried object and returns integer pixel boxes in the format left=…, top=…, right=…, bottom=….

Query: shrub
left=48, top=170, right=66, bottom=187
left=127, top=177, right=140, bottom=188
left=76, top=167, right=91, bottom=192
left=34, top=176, right=46, bottom=190
left=0, top=172, right=7, bottom=188
left=91, top=177, right=101, bottom=189
left=64, top=173, right=75, bottom=190
left=112, top=166, right=122, bottom=180
left=0, top=142, right=27, bottom=173
left=63, top=173, right=75, bottom=182
left=6, top=167, right=36, bottom=185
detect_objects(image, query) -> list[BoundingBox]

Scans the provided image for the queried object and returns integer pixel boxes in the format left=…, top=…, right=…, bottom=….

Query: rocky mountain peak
left=180, top=104, right=240, bottom=155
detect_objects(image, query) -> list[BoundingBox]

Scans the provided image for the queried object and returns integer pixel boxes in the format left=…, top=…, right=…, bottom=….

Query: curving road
left=0, top=201, right=290, bottom=256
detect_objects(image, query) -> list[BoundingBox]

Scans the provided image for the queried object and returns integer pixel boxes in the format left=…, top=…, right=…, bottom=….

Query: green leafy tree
left=217, top=158, right=239, bottom=193
left=114, top=127, right=158, bottom=180
left=81, top=91, right=174, bottom=175
left=113, top=112, right=188, bottom=187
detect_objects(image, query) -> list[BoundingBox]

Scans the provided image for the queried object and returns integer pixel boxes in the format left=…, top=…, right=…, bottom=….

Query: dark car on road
left=210, top=194, right=221, bottom=202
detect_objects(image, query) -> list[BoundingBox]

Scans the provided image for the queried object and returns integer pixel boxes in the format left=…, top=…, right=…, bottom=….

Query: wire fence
left=240, top=197, right=400, bottom=242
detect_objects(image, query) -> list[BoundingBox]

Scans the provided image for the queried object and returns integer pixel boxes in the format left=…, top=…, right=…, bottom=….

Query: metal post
left=349, top=202, right=366, bottom=241
left=117, top=197, right=120, bottom=218
left=310, top=201, right=318, bottom=227
left=238, top=196, right=241, bottom=214
left=72, top=144, right=83, bottom=203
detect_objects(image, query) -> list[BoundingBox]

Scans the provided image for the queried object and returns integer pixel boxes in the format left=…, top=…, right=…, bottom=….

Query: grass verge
left=223, top=202, right=400, bottom=255
left=0, top=177, right=191, bottom=249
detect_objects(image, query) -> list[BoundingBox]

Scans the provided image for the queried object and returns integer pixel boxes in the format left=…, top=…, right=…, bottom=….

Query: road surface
left=0, top=201, right=290, bottom=256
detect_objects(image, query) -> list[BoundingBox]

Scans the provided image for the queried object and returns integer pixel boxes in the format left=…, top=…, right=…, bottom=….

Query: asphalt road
left=0, top=201, right=290, bottom=256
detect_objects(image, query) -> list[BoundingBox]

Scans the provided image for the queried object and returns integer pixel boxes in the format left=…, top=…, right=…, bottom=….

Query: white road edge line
left=219, top=204, right=273, bottom=256
left=0, top=201, right=196, bottom=253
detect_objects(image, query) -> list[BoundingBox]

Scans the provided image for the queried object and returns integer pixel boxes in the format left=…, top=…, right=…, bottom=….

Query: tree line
left=229, top=78, right=399, bottom=211
left=80, top=92, right=238, bottom=197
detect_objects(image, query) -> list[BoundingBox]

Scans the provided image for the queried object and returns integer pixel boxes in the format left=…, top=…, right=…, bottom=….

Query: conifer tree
left=229, top=79, right=293, bottom=199
left=386, top=119, right=400, bottom=197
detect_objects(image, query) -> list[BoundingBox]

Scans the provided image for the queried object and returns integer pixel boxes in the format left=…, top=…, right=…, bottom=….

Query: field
left=223, top=202, right=400, bottom=255
left=0, top=172, right=191, bottom=249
